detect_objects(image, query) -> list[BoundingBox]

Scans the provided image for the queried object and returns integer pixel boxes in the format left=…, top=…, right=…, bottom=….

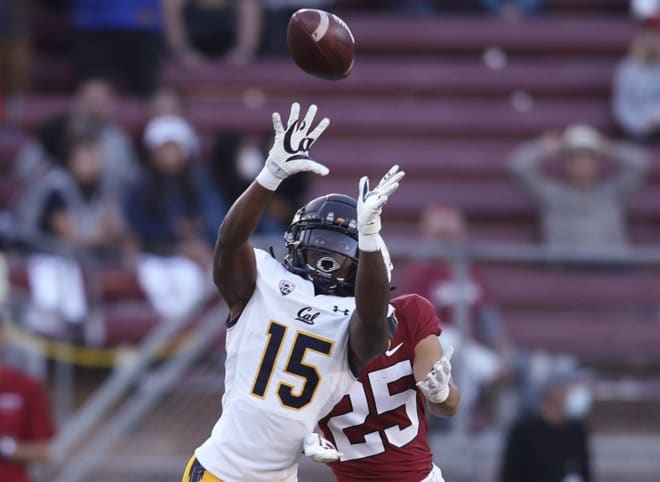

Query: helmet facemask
left=285, top=226, right=358, bottom=296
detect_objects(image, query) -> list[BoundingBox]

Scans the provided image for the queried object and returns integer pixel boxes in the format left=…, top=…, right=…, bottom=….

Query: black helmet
left=284, top=194, right=359, bottom=296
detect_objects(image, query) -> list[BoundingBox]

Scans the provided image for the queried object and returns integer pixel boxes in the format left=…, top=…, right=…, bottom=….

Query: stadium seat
left=504, top=311, right=660, bottom=361
left=344, top=16, right=634, bottom=57
left=12, top=96, right=617, bottom=138
left=482, top=266, right=660, bottom=309
left=159, top=59, right=617, bottom=100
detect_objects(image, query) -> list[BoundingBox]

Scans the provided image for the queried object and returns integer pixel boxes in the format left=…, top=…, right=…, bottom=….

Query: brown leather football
left=287, top=9, right=355, bottom=80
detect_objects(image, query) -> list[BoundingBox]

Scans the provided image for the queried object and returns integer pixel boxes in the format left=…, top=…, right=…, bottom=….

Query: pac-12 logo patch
left=279, top=280, right=296, bottom=296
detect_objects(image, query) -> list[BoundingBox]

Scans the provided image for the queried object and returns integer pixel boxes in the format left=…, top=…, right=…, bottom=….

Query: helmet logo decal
left=279, top=280, right=296, bottom=296
left=316, top=256, right=341, bottom=273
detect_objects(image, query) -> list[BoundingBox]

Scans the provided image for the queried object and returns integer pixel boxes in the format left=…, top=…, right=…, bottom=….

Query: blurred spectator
left=0, top=0, right=31, bottom=120
left=0, top=331, right=55, bottom=482
left=479, top=0, right=543, bottom=17
left=15, top=129, right=125, bottom=336
left=128, top=115, right=225, bottom=253
left=210, top=132, right=309, bottom=234
left=71, top=0, right=164, bottom=96
left=499, top=363, right=593, bottom=482
left=127, top=116, right=224, bottom=319
left=164, top=0, right=262, bottom=67
left=509, top=125, right=649, bottom=252
left=631, top=0, right=660, bottom=19
left=612, top=16, right=660, bottom=140
left=21, top=131, right=127, bottom=258
left=260, top=1, right=334, bottom=57
left=401, top=204, right=527, bottom=428
left=148, top=85, right=185, bottom=119
left=14, top=79, right=139, bottom=203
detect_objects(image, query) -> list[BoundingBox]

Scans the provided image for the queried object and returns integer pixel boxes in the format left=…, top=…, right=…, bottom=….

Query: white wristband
left=358, top=233, right=380, bottom=252
left=256, top=167, right=282, bottom=191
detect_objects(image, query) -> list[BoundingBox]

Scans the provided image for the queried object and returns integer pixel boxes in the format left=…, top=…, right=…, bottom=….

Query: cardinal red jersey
left=318, top=293, right=442, bottom=482
left=0, top=365, right=55, bottom=482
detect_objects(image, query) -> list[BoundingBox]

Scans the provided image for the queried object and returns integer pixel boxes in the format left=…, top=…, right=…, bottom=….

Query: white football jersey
left=195, top=249, right=359, bottom=481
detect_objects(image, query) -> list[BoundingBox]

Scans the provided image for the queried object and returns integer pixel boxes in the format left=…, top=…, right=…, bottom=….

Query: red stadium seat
left=12, top=95, right=617, bottom=139
left=160, top=59, right=617, bottom=100
left=482, top=266, right=660, bottom=309
left=344, top=16, right=634, bottom=57
left=504, top=311, right=660, bottom=361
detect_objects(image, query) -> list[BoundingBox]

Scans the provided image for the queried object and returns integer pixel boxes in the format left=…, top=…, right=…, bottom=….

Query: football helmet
left=284, top=194, right=359, bottom=296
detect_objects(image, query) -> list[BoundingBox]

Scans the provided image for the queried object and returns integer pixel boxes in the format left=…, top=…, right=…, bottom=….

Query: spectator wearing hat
left=613, top=14, right=660, bottom=140
left=499, top=362, right=593, bottom=482
left=126, top=115, right=225, bottom=319
left=127, top=115, right=226, bottom=260
left=509, top=125, right=649, bottom=252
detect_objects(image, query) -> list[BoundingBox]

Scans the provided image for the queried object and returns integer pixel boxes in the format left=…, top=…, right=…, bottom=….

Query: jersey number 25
left=326, top=361, right=420, bottom=461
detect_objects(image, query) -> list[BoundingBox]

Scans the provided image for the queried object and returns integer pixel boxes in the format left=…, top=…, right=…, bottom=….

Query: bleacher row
left=2, top=11, right=660, bottom=367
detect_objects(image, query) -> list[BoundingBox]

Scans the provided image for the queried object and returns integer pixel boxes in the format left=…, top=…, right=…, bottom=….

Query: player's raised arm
left=348, top=165, right=405, bottom=371
left=213, top=102, right=330, bottom=318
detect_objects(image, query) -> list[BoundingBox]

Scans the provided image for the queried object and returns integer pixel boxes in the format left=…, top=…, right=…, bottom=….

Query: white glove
left=357, top=165, right=405, bottom=251
left=303, top=433, right=342, bottom=464
left=256, top=102, right=330, bottom=191
left=416, top=346, right=454, bottom=404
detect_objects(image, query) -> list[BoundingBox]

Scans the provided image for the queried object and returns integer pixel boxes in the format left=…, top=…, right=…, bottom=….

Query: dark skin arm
left=213, top=181, right=275, bottom=320
left=413, top=335, right=460, bottom=417
left=347, top=249, right=391, bottom=373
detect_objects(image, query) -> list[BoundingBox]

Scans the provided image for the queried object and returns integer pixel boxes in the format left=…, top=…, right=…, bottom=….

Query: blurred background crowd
left=2, top=1, right=660, bottom=482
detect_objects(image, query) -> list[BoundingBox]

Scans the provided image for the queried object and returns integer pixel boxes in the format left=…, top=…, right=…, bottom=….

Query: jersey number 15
left=251, top=321, right=334, bottom=410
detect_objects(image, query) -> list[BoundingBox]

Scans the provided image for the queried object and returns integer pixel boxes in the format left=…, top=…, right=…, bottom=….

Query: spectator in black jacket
left=499, top=366, right=593, bottom=482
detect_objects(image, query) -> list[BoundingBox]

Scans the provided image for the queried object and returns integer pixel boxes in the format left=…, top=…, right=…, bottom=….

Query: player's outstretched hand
left=303, top=433, right=342, bottom=464
left=256, top=102, right=330, bottom=191
left=357, top=165, right=405, bottom=251
left=417, top=346, right=454, bottom=404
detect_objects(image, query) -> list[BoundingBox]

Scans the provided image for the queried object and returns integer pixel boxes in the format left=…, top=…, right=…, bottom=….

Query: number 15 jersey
left=195, top=249, right=360, bottom=481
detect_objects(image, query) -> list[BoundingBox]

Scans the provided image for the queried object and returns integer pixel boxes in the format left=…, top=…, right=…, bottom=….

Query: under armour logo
left=333, top=306, right=350, bottom=316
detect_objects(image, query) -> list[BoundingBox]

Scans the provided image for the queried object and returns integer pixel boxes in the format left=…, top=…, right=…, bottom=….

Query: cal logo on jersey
left=279, top=279, right=296, bottom=295
left=295, top=307, right=320, bottom=325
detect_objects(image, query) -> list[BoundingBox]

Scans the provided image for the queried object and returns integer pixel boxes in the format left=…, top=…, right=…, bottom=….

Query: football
left=287, top=9, right=355, bottom=80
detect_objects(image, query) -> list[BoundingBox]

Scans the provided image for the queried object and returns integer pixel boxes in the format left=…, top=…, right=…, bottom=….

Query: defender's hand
left=303, top=433, right=342, bottom=464
left=417, top=346, right=454, bottom=404
left=357, top=165, right=405, bottom=251
left=256, top=102, right=330, bottom=191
